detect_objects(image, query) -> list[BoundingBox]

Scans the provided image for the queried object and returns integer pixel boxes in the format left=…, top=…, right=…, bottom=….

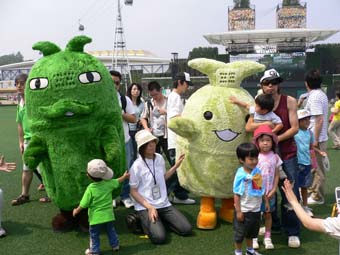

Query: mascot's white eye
left=29, top=78, right=48, bottom=90
left=203, top=111, right=213, bottom=120
left=79, top=72, right=101, bottom=84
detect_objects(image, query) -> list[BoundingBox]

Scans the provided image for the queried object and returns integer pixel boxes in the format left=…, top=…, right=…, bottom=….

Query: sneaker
left=302, top=206, right=314, bottom=217
left=253, top=238, right=259, bottom=249
left=263, top=237, right=274, bottom=249
left=172, top=197, right=195, bottom=205
left=246, top=249, right=262, bottom=255
left=112, top=245, right=120, bottom=252
left=11, top=195, right=30, bottom=206
left=0, top=227, right=6, bottom=237
left=288, top=236, right=300, bottom=248
left=307, top=196, right=324, bottom=205
left=258, top=226, right=265, bottom=236
left=84, top=248, right=99, bottom=255
left=121, top=198, right=134, bottom=209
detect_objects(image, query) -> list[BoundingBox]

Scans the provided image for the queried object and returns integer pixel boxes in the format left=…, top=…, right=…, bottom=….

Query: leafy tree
left=233, top=0, right=250, bottom=8
left=282, top=0, right=301, bottom=6
left=188, top=47, right=219, bottom=60
left=0, top=52, right=24, bottom=66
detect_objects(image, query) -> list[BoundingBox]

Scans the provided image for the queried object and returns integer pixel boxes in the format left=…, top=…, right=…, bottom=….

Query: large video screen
left=228, top=8, right=255, bottom=31
left=277, top=6, right=306, bottom=29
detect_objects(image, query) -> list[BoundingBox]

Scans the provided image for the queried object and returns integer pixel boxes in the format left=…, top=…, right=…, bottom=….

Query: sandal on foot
left=11, top=195, right=30, bottom=206
left=39, top=196, right=51, bottom=203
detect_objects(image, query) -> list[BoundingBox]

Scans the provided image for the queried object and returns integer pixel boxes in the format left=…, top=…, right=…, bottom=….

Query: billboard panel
left=228, top=8, right=255, bottom=31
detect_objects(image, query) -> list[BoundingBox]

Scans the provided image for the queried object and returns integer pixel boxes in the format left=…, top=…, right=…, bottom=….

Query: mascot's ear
left=66, top=36, right=92, bottom=52
left=32, top=41, right=61, bottom=56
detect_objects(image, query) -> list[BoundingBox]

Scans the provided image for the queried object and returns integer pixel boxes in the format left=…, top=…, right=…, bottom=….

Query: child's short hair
left=236, top=143, right=259, bottom=161
left=255, top=94, right=274, bottom=112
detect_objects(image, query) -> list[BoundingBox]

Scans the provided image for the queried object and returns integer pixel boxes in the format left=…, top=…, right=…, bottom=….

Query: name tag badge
left=152, top=185, right=161, bottom=200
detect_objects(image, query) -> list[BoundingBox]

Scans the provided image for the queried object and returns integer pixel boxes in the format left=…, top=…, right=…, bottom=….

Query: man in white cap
left=258, top=68, right=301, bottom=248
left=166, top=72, right=195, bottom=205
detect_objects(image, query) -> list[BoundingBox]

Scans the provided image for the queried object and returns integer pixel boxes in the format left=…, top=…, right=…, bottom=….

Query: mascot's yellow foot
left=219, top=198, right=234, bottom=223
left=197, top=211, right=217, bottom=229
left=197, top=197, right=217, bottom=229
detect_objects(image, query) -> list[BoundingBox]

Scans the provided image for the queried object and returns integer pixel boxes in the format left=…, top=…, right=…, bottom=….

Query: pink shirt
left=257, top=151, right=282, bottom=195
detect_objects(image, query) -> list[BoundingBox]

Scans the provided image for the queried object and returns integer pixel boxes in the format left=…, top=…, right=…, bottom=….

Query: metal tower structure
left=112, top=0, right=132, bottom=89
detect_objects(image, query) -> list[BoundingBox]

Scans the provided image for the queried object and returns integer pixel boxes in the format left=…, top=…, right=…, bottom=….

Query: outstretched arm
left=282, top=179, right=326, bottom=233
left=0, top=155, right=16, bottom=172
left=164, top=154, right=185, bottom=180
left=229, top=96, right=251, bottom=110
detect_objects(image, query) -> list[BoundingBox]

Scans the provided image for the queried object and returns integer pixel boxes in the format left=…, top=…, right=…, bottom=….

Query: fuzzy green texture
left=168, top=58, right=265, bottom=198
left=24, top=36, right=125, bottom=210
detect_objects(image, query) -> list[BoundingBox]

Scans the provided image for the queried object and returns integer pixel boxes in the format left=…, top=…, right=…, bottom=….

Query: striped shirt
left=305, top=89, right=328, bottom=142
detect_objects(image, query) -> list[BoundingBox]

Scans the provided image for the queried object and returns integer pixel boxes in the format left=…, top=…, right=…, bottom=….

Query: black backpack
left=120, top=92, right=127, bottom=113
left=125, top=211, right=144, bottom=234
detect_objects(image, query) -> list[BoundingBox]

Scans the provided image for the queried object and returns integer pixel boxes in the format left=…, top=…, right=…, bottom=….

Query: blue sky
left=1, top=0, right=339, bottom=60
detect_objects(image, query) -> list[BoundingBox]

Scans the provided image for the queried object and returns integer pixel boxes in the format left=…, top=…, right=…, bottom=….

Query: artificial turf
left=0, top=105, right=339, bottom=254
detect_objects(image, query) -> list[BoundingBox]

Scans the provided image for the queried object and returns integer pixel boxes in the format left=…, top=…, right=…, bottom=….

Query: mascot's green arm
left=101, top=125, right=124, bottom=174
left=168, top=117, right=200, bottom=140
left=101, top=125, right=124, bottom=198
left=23, top=135, right=47, bottom=170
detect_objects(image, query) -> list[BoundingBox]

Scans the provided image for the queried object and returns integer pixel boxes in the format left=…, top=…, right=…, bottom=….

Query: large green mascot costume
left=168, top=58, right=265, bottom=229
left=24, top=36, right=125, bottom=231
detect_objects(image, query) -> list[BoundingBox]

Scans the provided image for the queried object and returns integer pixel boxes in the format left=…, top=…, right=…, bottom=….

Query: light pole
left=171, top=52, right=179, bottom=79
left=112, top=0, right=133, bottom=91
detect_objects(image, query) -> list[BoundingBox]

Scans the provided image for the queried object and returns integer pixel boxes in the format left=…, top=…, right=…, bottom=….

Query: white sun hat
left=135, top=130, right=159, bottom=151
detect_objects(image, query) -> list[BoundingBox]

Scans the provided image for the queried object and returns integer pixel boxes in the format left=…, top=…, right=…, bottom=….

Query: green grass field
left=0, top=105, right=339, bottom=254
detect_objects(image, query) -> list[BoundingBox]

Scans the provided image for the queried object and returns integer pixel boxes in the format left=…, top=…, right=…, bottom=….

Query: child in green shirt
left=73, top=159, right=129, bottom=255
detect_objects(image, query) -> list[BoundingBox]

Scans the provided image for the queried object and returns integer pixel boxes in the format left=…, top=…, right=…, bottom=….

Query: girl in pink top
left=252, top=125, right=282, bottom=250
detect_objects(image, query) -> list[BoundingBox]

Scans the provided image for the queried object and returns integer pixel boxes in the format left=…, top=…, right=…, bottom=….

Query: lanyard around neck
left=143, top=157, right=157, bottom=185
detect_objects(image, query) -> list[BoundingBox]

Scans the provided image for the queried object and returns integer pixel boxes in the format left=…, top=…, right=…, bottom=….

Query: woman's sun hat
left=87, top=159, right=113, bottom=180
left=135, top=130, right=159, bottom=151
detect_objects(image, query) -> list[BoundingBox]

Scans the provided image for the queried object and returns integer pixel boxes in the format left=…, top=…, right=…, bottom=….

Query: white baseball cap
left=260, top=69, right=283, bottom=83
left=87, top=159, right=113, bottom=180
left=297, top=109, right=311, bottom=120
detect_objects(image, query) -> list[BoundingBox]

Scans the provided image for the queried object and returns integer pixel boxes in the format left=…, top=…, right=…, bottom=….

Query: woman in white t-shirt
left=126, top=83, right=145, bottom=161
left=283, top=179, right=340, bottom=239
left=129, top=130, right=192, bottom=244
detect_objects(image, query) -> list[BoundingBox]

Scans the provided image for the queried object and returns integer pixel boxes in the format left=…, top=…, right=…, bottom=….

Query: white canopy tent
left=204, top=28, right=340, bottom=54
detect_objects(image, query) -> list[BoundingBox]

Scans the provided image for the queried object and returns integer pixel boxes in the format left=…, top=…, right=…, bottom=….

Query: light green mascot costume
left=24, top=36, right=125, bottom=231
left=168, top=58, right=265, bottom=229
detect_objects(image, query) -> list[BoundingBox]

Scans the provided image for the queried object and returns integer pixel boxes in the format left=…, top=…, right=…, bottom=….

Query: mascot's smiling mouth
left=214, top=129, right=241, bottom=142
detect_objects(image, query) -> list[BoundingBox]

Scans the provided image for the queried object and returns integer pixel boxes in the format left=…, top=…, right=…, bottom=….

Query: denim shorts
left=298, top=164, right=312, bottom=188
left=261, top=196, right=276, bottom=212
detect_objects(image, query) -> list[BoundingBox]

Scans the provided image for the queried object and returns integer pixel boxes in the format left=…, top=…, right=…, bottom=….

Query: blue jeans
left=121, top=139, right=133, bottom=200
left=279, top=156, right=301, bottom=236
left=89, top=221, right=119, bottom=254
